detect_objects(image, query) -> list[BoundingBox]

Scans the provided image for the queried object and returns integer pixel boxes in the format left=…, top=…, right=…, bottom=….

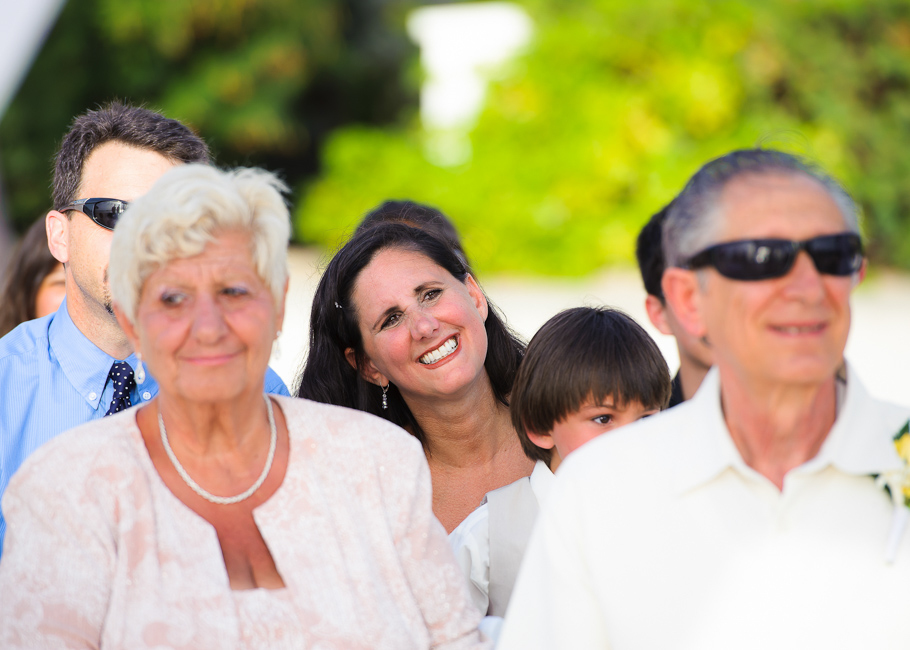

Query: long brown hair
left=0, top=219, right=62, bottom=337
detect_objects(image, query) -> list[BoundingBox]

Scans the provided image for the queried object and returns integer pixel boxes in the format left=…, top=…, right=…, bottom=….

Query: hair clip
left=334, top=301, right=343, bottom=309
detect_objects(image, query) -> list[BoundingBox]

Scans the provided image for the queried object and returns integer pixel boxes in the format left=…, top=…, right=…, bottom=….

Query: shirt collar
left=808, top=363, right=907, bottom=476
left=49, top=299, right=156, bottom=410
left=531, top=459, right=556, bottom=505
left=671, top=367, right=746, bottom=495
left=671, top=364, right=908, bottom=495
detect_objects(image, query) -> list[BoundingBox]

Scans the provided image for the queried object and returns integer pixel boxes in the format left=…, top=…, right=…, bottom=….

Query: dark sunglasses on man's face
left=684, top=232, right=864, bottom=281
left=56, top=197, right=129, bottom=230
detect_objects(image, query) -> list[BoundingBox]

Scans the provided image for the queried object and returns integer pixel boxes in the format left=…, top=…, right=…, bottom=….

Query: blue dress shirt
left=0, top=298, right=290, bottom=557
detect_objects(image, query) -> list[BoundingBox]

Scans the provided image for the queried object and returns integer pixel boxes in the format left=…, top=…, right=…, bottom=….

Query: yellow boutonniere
left=880, top=420, right=910, bottom=508
left=896, top=424, right=910, bottom=475
left=876, top=420, right=910, bottom=564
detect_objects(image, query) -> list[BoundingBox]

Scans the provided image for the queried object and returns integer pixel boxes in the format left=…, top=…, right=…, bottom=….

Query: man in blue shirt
left=0, top=103, right=290, bottom=555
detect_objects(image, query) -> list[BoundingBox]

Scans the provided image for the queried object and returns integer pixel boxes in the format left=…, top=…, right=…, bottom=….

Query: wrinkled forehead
left=713, top=172, right=850, bottom=242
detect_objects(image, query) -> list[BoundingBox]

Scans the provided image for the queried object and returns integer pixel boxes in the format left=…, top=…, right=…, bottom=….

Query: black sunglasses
left=57, top=197, right=129, bottom=230
left=684, top=232, right=864, bottom=281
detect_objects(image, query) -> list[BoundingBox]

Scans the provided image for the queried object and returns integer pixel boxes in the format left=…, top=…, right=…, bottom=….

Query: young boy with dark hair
left=450, top=306, right=671, bottom=620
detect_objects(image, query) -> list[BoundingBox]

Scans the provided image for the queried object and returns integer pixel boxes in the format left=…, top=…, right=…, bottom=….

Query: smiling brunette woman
left=0, top=166, right=488, bottom=649
left=298, top=220, right=532, bottom=532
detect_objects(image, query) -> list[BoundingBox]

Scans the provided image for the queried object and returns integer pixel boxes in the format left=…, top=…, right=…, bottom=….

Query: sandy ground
left=272, top=246, right=910, bottom=408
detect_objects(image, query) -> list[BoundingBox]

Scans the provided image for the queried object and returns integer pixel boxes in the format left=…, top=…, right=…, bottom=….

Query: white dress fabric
left=232, top=588, right=304, bottom=649
left=449, top=460, right=554, bottom=615
left=0, top=396, right=489, bottom=650
left=499, top=366, right=910, bottom=650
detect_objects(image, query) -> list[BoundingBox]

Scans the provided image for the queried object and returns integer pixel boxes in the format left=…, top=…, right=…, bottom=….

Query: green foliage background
left=5, top=0, right=910, bottom=276
left=1, top=0, right=416, bottom=232
left=297, top=0, right=910, bottom=275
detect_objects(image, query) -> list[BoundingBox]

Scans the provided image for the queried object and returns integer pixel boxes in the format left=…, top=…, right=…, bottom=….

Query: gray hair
left=663, top=149, right=860, bottom=268
left=109, top=164, right=290, bottom=322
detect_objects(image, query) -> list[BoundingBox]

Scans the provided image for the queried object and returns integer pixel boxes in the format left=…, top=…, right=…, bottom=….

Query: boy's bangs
left=513, top=307, right=671, bottom=439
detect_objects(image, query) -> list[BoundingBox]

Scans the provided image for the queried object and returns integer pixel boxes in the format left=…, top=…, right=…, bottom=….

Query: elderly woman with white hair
left=0, top=164, right=489, bottom=649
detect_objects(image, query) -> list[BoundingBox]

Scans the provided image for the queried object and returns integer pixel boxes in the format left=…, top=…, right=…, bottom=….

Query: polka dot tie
left=104, top=361, right=136, bottom=416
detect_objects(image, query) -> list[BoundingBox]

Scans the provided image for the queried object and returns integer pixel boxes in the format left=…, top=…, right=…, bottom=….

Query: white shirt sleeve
left=449, top=502, right=492, bottom=616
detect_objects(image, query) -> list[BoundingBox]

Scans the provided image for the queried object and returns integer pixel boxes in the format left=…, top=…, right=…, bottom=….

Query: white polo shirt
left=499, top=366, right=910, bottom=650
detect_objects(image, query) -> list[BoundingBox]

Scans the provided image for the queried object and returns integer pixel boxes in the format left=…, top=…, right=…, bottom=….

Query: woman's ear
left=344, top=347, right=388, bottom=387
left=661, top=267, right=707, bottom=339
left=275, top=277, right=290, bottom=333
left=464, top=274, right=489, bottom=322
left=113, top=303, right=140, bottom=352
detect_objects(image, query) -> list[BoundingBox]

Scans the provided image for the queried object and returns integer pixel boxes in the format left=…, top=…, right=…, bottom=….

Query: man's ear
left=344, top=347, right=388, bottom=387
left=526, top=431, right=555, bottom=450
left=661, top=267, right=707, bottom=339
left=853, top=258, right=867, bottom=288
left=644, top=294, right=673, bottom=336
left=46, top=210, right=70, bottom=265
left=464, top=274, right=489, bottom=322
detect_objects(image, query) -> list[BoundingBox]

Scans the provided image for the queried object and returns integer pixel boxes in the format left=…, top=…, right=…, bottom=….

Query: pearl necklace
left=158, top=394, right=277, bottom=505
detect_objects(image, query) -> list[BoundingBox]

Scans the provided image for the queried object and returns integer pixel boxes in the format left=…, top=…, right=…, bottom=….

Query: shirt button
left=142, top=391, right=151, bottom=400
left=89, top=392, right=97, bottom=401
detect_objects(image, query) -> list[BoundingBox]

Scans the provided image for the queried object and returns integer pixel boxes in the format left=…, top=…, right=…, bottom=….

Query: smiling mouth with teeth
left=419, top=337, right=458, bottom=364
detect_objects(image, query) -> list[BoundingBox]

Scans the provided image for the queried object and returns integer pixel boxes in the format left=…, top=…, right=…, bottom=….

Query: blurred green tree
left=298, top=0, right=910, bottom=274
left=0, top=0, right=417, bottom=232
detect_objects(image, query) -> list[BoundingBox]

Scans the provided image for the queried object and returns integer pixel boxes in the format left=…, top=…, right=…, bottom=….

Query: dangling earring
left=273, top=330, right=282, bottom=359
left=381, top=382, right=389, bottom=410
left=135, top=353, right=146, bottom=384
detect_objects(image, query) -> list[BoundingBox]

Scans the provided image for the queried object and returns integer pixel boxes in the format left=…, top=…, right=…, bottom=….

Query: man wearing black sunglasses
left=500, top=149, right=910, bottom=649
left=0, top=103, right=291, bottom=558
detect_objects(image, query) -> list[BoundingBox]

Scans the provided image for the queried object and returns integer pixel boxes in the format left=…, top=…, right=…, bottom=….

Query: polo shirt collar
left=671, top=368, right=746, bottom=494
left=810, top=363, right=905, bottom=476
left=530, top=460, right=556, bottom=506
left=672, top=364, right=905, bottom=495
left=49, top=298, right=120, bottom=411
